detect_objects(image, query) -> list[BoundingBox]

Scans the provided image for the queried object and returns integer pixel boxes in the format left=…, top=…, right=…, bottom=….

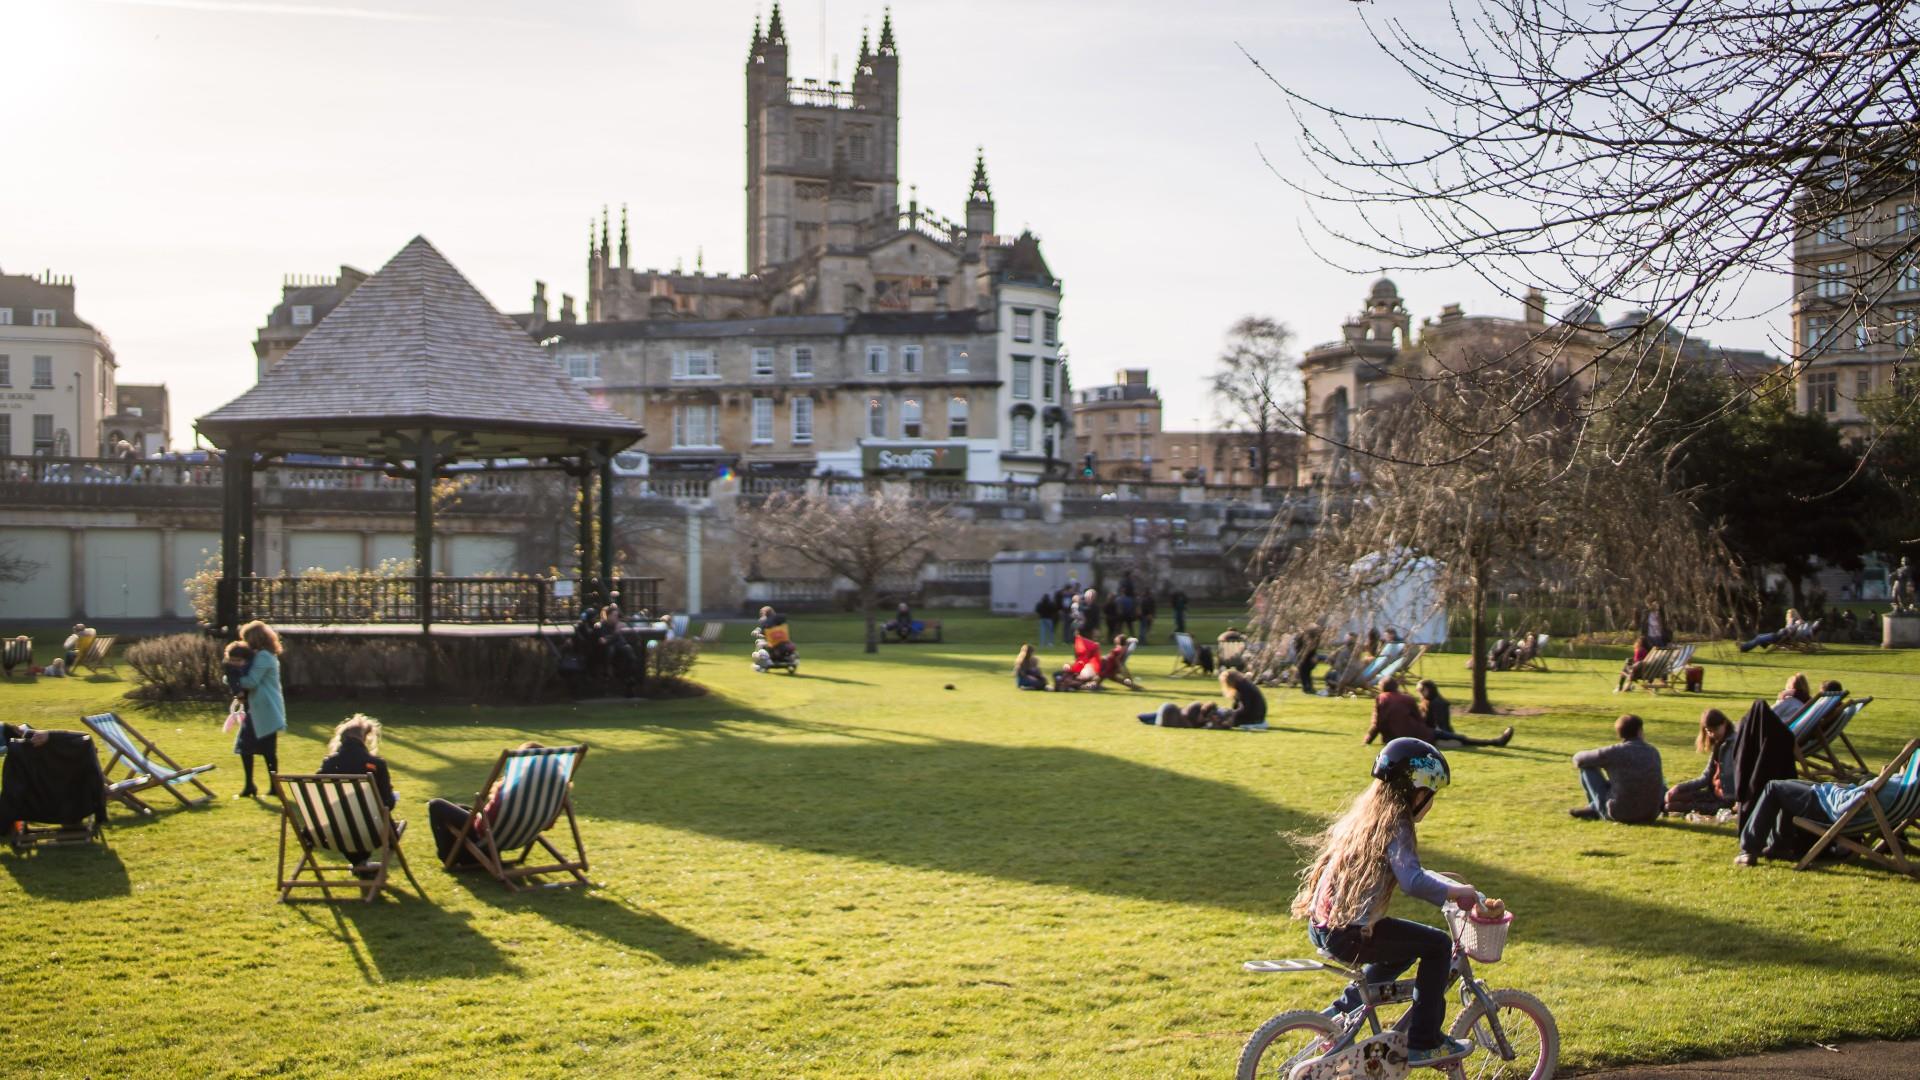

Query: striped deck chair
left=699, top=621, right=725, bottom=643
left=444, top=745, right=592, bottom=892
left=274, top=773, right=422, bottom=903
left=1360, top=656, right=1409, bottom=695
left=668, top=614, right=690, bottom=639
left=1323, top=650, right=1371, bottom=696
left=1169, top=633, right=1205, bottom=677
left=2, top=636, right=32, bottom=678
left=1793, top=739, right=1920, bottom=878
left=1797, top=697, right=1874, bottom=783
left=1516, top=634, right=1550, bottom=671
left=82, top=712, right=217, bottom=815
left=76, top=635, right=118, bottom=675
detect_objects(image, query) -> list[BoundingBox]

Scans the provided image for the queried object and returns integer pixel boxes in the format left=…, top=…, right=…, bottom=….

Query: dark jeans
left=1310, top=918, right=1452, bottom=1049
left=428, top=797, right=484, bottom=866
left=1297, top=658, right=1318, bottom=694
left=1015, top=670, right=1047, bottom=690
left=1739, top=779, right=1827, bottom=857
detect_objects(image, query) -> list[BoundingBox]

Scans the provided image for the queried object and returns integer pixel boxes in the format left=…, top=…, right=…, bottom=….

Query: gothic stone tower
left=745, top=6, right=901, bottom=273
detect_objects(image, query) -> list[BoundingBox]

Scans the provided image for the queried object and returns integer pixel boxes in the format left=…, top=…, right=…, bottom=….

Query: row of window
left=1811, top=204, right=1919, bottom=245
left=1810, top=258, right=1920, bottom=299
left=1804, top=311, right=1916, bottom=350
left=1009, top=356, right=1059, bottom=403
left=0, top=309, right=58, bottom=327
left=668, top=396, right=977, bottom=448
left=796, top=129, right=872, bottom=163
left=0, top=413, right=57, bottom=451
left=1010, top=308, right=1059, bottom=346
left=0, top=355, right=56, bottom=389
left=567, top=344, right=986, bottom=384
left=1805, top=367, right=1914, bottom=414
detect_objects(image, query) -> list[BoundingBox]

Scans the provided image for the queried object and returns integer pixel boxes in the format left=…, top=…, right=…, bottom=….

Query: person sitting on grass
left=1014, top=644, right=1049, bottom=691
left=1413, top=679, right=1513, bottom=748
left=1613, top=634, right=1651, bottom=692
left=1055, top=634, right=1105, bottom=691
left=1099, top=635, right=1144, bottom=692
left=1735, top=760, right=1919, bottom=867
left=318, top=714, right=397, bottom=878
left=1665, top=709, right=1736, bottom=817
left=1570, top=714, right=1665, bottom=823
left=886, top=601, right=914, bottom=640
left=1138, top=670, right=1267, bottom=729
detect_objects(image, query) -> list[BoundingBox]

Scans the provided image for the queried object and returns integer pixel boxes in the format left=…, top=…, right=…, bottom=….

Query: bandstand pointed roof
left=197, top=235, right=643, bottom=460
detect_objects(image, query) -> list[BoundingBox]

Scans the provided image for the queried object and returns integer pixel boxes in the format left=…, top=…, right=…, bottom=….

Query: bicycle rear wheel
left=1235, top=1010, right=1340, bottom=1080
left=1448, top=988, right=1558, bottom=1080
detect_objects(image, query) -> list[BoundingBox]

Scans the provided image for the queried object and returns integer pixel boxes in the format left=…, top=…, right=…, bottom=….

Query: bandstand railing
left=229, top=575, right=664, bottom=626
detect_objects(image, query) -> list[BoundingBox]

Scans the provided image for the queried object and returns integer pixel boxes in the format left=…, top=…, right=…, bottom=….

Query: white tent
left=1337, top=553, right=1449, bottom=645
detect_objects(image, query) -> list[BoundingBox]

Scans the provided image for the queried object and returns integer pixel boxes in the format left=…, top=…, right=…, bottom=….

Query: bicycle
left=1236, top=898, right=1558, bottom=1079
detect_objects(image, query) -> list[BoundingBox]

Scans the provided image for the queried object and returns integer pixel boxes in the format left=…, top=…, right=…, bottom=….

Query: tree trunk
left=1468, top=571, right=1493, bottom=714
left=862, top=581, right=879, bottom=654
left=1785, top=570, right=1805, bottom=612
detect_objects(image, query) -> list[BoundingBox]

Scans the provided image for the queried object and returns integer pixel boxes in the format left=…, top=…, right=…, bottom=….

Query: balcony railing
left=230, top=575, right=663, bottom=626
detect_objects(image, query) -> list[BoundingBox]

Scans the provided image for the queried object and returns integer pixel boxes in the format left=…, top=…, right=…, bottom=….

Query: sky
left=2, top=0, right=1791, bottom=449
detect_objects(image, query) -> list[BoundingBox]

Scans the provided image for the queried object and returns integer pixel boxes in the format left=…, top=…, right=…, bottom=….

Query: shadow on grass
left=297, top=892, right=519, bottom=983
left=0, top=842, right=131, bottom=899
left=456, top=882, right=756, bottom=966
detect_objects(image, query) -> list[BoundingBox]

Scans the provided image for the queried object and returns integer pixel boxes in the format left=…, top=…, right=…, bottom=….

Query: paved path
left=1575, top=1039, right=1919, bottom=1078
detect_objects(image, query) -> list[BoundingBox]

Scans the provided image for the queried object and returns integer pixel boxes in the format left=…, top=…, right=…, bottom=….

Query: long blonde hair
left=327, top=713, right=382, bottom=757
left=1290, top=781, right=1416, bottom=927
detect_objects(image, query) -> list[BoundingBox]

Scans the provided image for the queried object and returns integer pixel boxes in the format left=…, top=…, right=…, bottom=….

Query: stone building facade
left=1298, top=279, right=1777, bottom=484
left=532, top=8, right=1068, bottom=482
left=1788, top=176, right=1920, bottom=439
left=252, top=266, right=368, bottom=380
left=0, top=269, right=118, bottom=457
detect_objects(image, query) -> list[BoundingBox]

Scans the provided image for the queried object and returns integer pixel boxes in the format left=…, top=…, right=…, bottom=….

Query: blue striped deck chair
left=1169, top=633, right=1205, bottom=677
left=1361, top=656, right=1409, bottom=695
left=445, top=744, right=591, bottom=892
left=274, top=773, right=422, bottom=903
left=1793, top=738, right=1920, bottom=878
left=1797, top=697, right=1874, bottom=783
left=82, top=712, right=217, bottom=815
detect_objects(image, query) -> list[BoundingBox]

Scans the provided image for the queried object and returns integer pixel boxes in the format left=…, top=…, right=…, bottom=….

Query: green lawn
left=4, top=620, right=1919, bottom=1078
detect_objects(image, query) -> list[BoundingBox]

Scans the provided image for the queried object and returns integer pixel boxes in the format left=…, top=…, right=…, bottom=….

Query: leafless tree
left=736, top=487, right=950, bottom=653
left=0, top=542, right=37, bottom=588
left=1212, top=316, right=1304, bottom=485
left=1254, top=0, right=1920, bottom=454
left=1250, top=375, right=1739, bottom=713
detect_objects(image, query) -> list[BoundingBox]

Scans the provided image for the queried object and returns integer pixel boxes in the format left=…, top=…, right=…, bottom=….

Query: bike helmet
left=1373, top=737, right=1450, bottom=801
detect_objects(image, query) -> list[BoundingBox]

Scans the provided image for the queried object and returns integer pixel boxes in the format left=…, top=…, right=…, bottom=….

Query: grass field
left=3, top=614, right=1918, bottom=1078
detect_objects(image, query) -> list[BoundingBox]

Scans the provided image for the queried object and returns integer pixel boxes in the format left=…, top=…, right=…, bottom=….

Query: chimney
left=1523, top=288, right=1547, bottom=327
left=533, top=280, right=549, bottom=325
left=560, top=293, right=577, bottom=324
left=1439, top=303, right=1464, bottom=325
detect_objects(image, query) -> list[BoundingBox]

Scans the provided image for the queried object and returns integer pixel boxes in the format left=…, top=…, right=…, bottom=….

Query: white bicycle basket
left=1444, top=902, right=1514, bottom=963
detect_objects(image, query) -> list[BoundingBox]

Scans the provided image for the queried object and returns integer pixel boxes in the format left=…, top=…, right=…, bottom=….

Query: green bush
left=650, top=637, right=702, bottom=683
left=125, top=634, right=226, bottom=700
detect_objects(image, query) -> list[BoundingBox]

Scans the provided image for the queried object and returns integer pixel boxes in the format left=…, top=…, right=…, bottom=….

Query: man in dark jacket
left=0, top=724, right=107, bottom=836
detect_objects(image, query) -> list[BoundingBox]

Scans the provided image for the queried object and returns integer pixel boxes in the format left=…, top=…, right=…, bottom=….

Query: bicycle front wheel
left=1448, top=988, right=1559, bottom=1080
left=1235, top=1010, right=1339, bottom=1080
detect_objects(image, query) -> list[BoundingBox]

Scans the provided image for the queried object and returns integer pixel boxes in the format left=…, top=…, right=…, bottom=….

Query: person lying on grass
left=1014, top=644, right=1049, bottom=691
left=1292, top=738, right=1482, bottom=1067
left=1570, top=714, right=1665, bottom=824
left=1665, top=709, right=1736, bottom=817
left=1138, top=669, right=1268, bottom=729
left=1367, top=678, right=1512, bottom=748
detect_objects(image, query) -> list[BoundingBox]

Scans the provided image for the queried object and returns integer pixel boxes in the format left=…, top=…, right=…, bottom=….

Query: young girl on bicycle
left=1290, top=737, right=1479, bottom=1066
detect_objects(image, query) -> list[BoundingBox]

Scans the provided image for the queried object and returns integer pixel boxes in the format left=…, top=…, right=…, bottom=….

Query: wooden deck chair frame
left=2, top=733, right=107, bottom=851
left=1168, top=633, right=1205, bottom=677
left=274, top=773, right=423, bottom=903
left=2, top=637, right=31, bottom=679
left=1325, top=650, right=1371, bottom=696
left=1793, top=739, right=1920, bottom=878
left=76, top=635, right=118, bottom=675
left=1517, top=633, right=1550, bottom=672
left=1363, top=656, right=1409, bottom=695
left=1796, top=697, right=1874, bottom=783
left=444, top=745, right=592, bottom=892
left=82, top=712, right=217, bottom=815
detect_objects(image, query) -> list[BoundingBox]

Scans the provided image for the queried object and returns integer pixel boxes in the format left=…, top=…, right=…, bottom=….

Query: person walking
left=1171, top=589, right=1190, bottom=635
left=1139, top=590, right=1157, bottom=642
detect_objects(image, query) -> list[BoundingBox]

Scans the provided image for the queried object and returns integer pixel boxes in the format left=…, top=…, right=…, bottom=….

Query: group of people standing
left=1033, top=574, right=1184, bottom=647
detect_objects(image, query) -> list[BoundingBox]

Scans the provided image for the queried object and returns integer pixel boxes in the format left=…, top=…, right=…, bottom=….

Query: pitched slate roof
left=199, top=236, right=642, bottom=454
